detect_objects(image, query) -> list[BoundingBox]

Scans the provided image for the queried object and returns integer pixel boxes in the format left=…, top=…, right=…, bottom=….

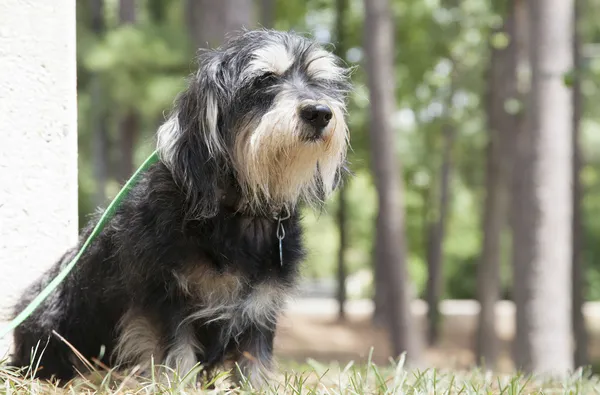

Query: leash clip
left=276, top=205, right=291, bottom=267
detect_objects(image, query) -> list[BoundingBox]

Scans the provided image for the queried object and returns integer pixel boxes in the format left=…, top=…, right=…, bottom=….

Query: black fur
left=10, top=29, right=350, bottom=384
left=12, top=162, right=302, bottom=381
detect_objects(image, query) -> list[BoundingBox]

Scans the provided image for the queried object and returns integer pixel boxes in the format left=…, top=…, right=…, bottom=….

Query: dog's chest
left=175, top=266, right=288, bottom=337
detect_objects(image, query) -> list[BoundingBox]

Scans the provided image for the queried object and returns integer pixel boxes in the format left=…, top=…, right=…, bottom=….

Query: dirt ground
left=2, top=299, right=599, bottom=372
left=273, top=303, right=600, bottom=372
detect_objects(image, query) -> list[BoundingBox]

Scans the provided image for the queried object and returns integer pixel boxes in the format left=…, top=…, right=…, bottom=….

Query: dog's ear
left=157, top=52, right=230, bottom=220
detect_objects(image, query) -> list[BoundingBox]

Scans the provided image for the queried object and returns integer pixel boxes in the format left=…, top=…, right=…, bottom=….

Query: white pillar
left=0, top=1, right=78, bottom=354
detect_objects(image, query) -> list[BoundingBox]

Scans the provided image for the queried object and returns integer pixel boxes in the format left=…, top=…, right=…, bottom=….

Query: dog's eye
left=254, top=72, right=277, bottom=88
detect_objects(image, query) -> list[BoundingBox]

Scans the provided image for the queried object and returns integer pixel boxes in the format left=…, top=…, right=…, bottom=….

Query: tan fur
left=174, top=263, right=289, bottom=340
left=111, top=264, right=292, bottom=380
left=174, top=264, right=243, bottom=302
left=184, top=281, right=288, bottom=343
left=113, top=309, right=163, bottom=369
left=233, top=91, right=348, bottom=212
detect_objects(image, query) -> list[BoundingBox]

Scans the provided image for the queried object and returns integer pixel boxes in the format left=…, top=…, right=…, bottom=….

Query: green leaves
left=563, top=68, right=576, bottom=88
left=71, top=0, right=600, bottom=302
left=490, top=31, right=510, bottom=50
left=503, top=97, right=523, bottom=116
left=81, top=22, right=189, bottom=109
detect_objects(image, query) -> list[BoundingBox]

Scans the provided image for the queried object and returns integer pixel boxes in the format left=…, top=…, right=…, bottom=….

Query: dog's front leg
left=233, top=324, right=276, bottom=389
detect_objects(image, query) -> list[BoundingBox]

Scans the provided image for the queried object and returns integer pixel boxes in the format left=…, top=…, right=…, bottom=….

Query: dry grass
left=1, top=349, right=599, bottom=394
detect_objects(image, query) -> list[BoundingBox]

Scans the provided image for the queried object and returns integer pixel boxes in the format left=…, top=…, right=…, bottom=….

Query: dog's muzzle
left=299, top=103, right=333, bottom=139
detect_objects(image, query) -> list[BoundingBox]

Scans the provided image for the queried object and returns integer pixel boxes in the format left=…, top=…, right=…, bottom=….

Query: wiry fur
left=10, top=29, right=351, bottom=387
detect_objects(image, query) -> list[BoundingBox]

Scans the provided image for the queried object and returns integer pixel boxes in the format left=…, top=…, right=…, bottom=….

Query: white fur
left=163, top=324, right=203, bottom=376
left=235, top=350, right=274, bottom=389
left=203, top=91, right=224, bottom=157
left=156, top=91, right=223, bottom=170
left=306, top=49, right=346, bottom=81
left=167, top=277, right=288, bottom=382
left=234, top=91, right=348, bottom=211
left=182, top=281, right=288, bottom=344
left=156, top=114, right=180, bottom=169
left=248, top=42, right=294, bottom=76
left=198, top=59, right=226, bottom=158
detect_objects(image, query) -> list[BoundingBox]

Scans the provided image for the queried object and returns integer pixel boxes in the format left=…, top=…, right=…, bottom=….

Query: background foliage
left=75, top=0, right=600, bottom=301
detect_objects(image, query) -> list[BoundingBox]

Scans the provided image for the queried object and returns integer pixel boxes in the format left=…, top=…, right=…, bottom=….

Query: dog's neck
left=217, top=182, right=293, bottom=220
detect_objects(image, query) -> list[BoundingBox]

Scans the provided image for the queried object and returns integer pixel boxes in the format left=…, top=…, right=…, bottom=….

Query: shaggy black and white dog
left=10, top=30, right=350, bottom=386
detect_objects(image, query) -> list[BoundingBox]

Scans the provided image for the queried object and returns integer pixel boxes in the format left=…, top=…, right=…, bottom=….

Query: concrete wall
left=0, top=1, right=77, bottom=355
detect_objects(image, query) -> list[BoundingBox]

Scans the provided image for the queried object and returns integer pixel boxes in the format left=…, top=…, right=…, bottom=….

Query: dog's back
left=11, top=231, right=125, bottom=381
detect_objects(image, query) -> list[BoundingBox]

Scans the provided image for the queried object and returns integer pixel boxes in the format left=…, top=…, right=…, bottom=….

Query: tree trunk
left=90, top=0, right=109, bottom=207
left=337, top=185, right=348, bottom=320
left=186, top=0, right=254, bottom=50
left=90, top=0, right=105, bottom=34
left=372, top=246, right=388, bottom=327
left=260, top=0, right=275, bottom=29
left=572, top=0, right=587, bottom=369
left=513, top=0, right=574, bottom=374
left=334, top=0, right=349, bottom=321
left=364, top=0, right=422, bottom=364
left=119, top=0, right=135, bottom=23
left=425, top=0, right=458, bottom=340
left=476, top=1, right=519, bottom=368
left=118, top=111, right=139, bottom=181
left=148, top=0, right=166, bottom=22
left=510, top=0, right=530, bottom=367
left=476, top=139, right=505, bottom=367
left=426, top=119, right=455, bottom=345
left=117, top=0, right=138, bottom=182
left=91, top=79, right=109, bottom=207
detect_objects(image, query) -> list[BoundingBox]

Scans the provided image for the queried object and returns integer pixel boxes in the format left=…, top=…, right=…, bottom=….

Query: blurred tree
left=334, top=0, right=349, bottom=321
left=260, top=0, right=275, bottom=29
left=117, top=0, right=140, bottom=182
left=148, top=0, right=167, bottom=23
left=186, top=0, right=255, bottom=50
left=513, top=0, right=574, bottom=374
left=90, top=0, right=110, bottom=208
left=476, top=0, right=519, bottom=368
left=364, top=0, right=422, bottom=363
left=71, top=0, right=600, bottom=358
left=426, top=72, right=456, bottom=346
left=510, top=0, right=529, bottom=370
left=572, top=0, right=588, bottom=369
left=119, top=0, right=136, bottom=23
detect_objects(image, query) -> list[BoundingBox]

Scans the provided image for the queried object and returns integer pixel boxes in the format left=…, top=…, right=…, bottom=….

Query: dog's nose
left=300, top=104, right=333, bottom=129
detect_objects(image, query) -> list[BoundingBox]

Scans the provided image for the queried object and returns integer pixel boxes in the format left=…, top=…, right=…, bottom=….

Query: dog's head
left=157, top=30, right=351, bottom=218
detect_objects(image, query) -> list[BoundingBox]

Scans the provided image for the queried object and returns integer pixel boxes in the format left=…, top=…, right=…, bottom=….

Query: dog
left=10, top=29, right=351, bottom=386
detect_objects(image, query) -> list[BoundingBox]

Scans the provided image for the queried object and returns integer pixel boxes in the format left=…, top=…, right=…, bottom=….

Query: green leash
left=0, top=151, right=160, bottom=339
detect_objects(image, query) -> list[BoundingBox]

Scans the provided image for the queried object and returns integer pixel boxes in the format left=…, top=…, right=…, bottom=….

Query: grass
left=1, top=351, right=599, bottom=395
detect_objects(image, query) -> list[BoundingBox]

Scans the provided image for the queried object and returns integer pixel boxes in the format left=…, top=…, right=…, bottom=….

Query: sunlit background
left=73, top=0, right=600, bottom=373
